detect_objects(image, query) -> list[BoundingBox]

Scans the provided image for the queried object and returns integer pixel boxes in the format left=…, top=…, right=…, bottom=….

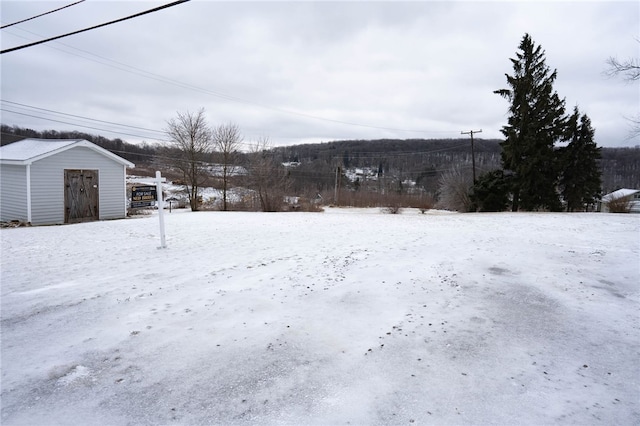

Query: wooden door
left=64, top=169, right=99, bottom=223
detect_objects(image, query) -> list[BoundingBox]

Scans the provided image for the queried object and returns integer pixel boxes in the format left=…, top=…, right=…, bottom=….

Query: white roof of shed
left=601, top=188, right=640, bottom=202
left=0, top=138, right=134, bottom=167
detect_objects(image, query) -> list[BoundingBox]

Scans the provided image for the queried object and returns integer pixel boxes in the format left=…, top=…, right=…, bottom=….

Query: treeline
left=272, top=138, right=502, bottom=196
left=2, top=124, right=639, bottom=195
left=274, top=138, right=640, bottom=194
left=275, top=138, right=502, bottom=173
left=600, top=147, right=640, bottom=193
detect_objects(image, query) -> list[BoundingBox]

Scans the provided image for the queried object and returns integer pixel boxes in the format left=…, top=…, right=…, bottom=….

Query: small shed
left=598, top=188, right=640, bottom=213
left=0, top=138, right=134, bottom=225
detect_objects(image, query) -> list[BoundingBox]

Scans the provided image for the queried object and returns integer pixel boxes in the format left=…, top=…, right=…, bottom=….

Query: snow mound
left=56, top=365, right=92, bottom=386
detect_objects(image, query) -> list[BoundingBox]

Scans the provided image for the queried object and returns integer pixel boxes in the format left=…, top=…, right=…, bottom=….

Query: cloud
left=1, top=1, right=638, bottom=148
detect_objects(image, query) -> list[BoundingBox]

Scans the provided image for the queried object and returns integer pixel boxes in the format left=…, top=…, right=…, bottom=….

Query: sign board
left=131, top=185, right=157, bottom=208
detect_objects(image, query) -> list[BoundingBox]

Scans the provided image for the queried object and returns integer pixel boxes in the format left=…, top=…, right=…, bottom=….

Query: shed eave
left=0, top=159, right=30, bottom=166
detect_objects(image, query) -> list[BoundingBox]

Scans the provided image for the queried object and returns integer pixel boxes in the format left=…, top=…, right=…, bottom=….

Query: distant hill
left=274, top=138, right=502, bottom=173
left=274, top=138, right=640, bottom=193
left=2, top=125, right=639, bottom=194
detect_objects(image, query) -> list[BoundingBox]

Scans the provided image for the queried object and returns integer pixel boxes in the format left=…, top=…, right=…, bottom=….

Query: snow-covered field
left=1, top=209, right=638, bottom=425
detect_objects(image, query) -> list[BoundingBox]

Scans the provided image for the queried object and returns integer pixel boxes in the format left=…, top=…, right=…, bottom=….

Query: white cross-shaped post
left=156, top=171, right=167, bottom=249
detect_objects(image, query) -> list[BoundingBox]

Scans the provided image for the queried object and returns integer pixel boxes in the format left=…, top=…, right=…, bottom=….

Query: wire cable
left=1, top=100, right=165, bottom=134
left=1, top=1, right=86, bottom=29
left=0, top=105, right=273, bottom=148
left=1, top=23, right=459, bottom=136
left=0, top=108, right=169, bottom=142
left=1, top=0, right=190, bottom=54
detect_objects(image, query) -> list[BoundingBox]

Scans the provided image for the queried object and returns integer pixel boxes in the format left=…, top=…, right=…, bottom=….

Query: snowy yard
left=1, top=209, right=638, bottom=425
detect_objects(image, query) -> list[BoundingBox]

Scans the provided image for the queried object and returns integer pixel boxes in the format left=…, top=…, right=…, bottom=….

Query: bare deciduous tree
left=165, top=108, right=212, bottom=211
left=436, top=167, right=473, bottom=212
left=212, top=123, right=242, bottom=211
left=605, top=56, right=640, bottom=81
left=605, top=41, right=640, bottom=139
left=246, top=136, right=290, bottom=212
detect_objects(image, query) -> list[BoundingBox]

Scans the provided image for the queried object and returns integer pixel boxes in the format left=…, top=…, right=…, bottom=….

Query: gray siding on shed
left=0, top=164, right=28, bottom=222
left=31, top=147, right=127, bottom=225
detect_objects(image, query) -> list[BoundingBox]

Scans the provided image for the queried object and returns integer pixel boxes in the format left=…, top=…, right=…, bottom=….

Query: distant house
left=598, top=188, right=640, bottom=213
left=0, top=138, right=134, bottom=225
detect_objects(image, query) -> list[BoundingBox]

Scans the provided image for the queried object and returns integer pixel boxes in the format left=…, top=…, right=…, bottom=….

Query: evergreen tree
left=558, top=107, right=602, bottom=211
left=469, top=169, right=512, bottom=212
left=495, top=34, right=566, bottom=211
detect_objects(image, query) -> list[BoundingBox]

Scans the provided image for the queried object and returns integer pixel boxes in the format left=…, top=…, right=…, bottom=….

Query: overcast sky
left=1, top=1, right=638, bottom=149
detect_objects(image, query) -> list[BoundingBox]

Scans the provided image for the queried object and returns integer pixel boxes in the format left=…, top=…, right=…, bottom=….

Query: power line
left=0, top=0, right=86, bottom=29
left=1, top=0, right=190, bottom=54
left=1, top=101, right=483, bottom=155
left=2, top=23, right=459, bottom=137
left=1, top=26, right=467, bottom=146
left=0, top=105, right=271, bottom=148
left=0, top=108, right=169, bottom=142
left=1, top=100, right=165, bottom=134
left=2, top=94, right=466, bottom=149
left=1, top=113, right=479, bottom=167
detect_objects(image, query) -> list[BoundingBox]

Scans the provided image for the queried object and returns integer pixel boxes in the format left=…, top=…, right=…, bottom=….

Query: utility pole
left=461, top=129, right=482, bottom=183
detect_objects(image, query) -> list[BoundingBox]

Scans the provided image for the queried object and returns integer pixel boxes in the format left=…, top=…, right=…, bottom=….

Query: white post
left=156, top=171, right=167, bottom=249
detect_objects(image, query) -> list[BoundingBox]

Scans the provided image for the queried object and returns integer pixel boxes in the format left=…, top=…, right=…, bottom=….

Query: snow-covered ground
left=1, top=209, right=638, bottom=425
